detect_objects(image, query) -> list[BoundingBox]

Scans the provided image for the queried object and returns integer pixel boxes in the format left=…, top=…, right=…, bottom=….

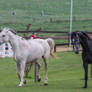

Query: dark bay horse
left=71, top=31, right=92, bottom=88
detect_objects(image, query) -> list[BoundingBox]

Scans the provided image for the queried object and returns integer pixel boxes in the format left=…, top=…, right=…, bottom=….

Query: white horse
left=0, top=28, right=56, bottom=87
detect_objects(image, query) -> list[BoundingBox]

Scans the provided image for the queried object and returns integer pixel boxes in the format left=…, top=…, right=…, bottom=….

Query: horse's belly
left=27, top=55, right=42, bottom=63
left=88, top=60, right=92, bottom=64
left=26, top=47, right=44, bottom=62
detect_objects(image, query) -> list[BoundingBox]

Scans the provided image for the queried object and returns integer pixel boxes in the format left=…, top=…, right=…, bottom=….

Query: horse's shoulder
left=18, top=39, right=30, bottom=49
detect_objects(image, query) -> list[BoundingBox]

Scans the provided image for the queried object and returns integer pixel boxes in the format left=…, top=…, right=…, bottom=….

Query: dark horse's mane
left=76, top=31, right=91, bottom=40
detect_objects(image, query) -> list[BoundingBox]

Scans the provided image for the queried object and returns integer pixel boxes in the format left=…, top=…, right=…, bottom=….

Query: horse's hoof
left=24, top=80, right=26, bottom=84
left=38, top=78, right=41, bottom=82
left=83, top=86, right=87, bottom=89
left=18, top=86, right=22, bottom=88
left=18, top=85, right=23, bottom=88
left=44, top=83, right=48, bottom=86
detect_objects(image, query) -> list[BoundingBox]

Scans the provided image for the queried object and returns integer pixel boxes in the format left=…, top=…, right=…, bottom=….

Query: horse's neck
left=8, top=34, right=19, bottom=52
left=80, top=37, right=90, bottom=52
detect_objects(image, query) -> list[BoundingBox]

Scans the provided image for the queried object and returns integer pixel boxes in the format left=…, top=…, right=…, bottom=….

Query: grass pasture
left=0, top=52, right=92, bottom=92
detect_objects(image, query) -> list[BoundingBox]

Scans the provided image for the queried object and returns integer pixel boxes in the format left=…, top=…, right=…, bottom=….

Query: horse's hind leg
left=43, top=57, right=48, bottom=85
left=25, top=63, right=33, bottom=77
left=36, top=61, right=42, bottom=82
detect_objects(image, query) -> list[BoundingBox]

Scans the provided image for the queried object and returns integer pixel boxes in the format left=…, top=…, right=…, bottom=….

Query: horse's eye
left=2, top=35, right=5, bottom=37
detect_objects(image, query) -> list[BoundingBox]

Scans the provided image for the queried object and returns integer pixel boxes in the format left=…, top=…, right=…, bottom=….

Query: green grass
left=0, top=0, right=92, bottom=32
left=0, top=52, right=92, bottom=92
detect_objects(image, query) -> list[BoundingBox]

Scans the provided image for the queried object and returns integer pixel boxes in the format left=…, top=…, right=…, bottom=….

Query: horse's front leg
left=16, top=63, right=21, bottom=81
left=18, top=62, right=26, bottom=87
left=83, top=63, right=88, bottom=88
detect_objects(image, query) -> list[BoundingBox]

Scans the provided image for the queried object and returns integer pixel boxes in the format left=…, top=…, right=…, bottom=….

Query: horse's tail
left=46, top=38, right=57, bottom=58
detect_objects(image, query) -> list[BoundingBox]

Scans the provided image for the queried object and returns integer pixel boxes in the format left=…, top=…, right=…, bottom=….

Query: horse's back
left=29, top=39, right=50, bottom=53
left=34, top=39, right=51, bottom=55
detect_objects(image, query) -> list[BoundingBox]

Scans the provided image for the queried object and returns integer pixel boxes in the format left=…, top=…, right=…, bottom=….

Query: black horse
left=71, top=31, right=92, bottom=88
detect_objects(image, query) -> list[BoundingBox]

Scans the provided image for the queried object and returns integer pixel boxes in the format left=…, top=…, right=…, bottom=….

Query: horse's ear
left=0, top=30, right=2, bottom=32
left=76, top=31, right=84, bottom=36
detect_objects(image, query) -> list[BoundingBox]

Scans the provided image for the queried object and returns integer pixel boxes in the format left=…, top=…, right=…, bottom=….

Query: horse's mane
left=76, top=31, right=91, bottom=40
left=3, top=27, right=17, bottom=35
left=81, top=32, right=90, bottom=40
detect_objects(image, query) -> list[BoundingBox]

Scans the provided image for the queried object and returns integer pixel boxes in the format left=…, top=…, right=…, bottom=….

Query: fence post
left=68, top=32, right=70, bottom=47
left=90, top=64, right=92, bottom=77
left=34, top=63, right=39, bottom=82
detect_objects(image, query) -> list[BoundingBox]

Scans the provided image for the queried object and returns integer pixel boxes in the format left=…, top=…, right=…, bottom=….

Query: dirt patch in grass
left=56, top=46, right=82, bottom=52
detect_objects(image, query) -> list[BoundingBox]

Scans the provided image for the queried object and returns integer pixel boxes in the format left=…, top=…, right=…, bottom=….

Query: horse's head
left=71, top=32, right=80, bottom=54
left=0, top=28, right=16, bottom=45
